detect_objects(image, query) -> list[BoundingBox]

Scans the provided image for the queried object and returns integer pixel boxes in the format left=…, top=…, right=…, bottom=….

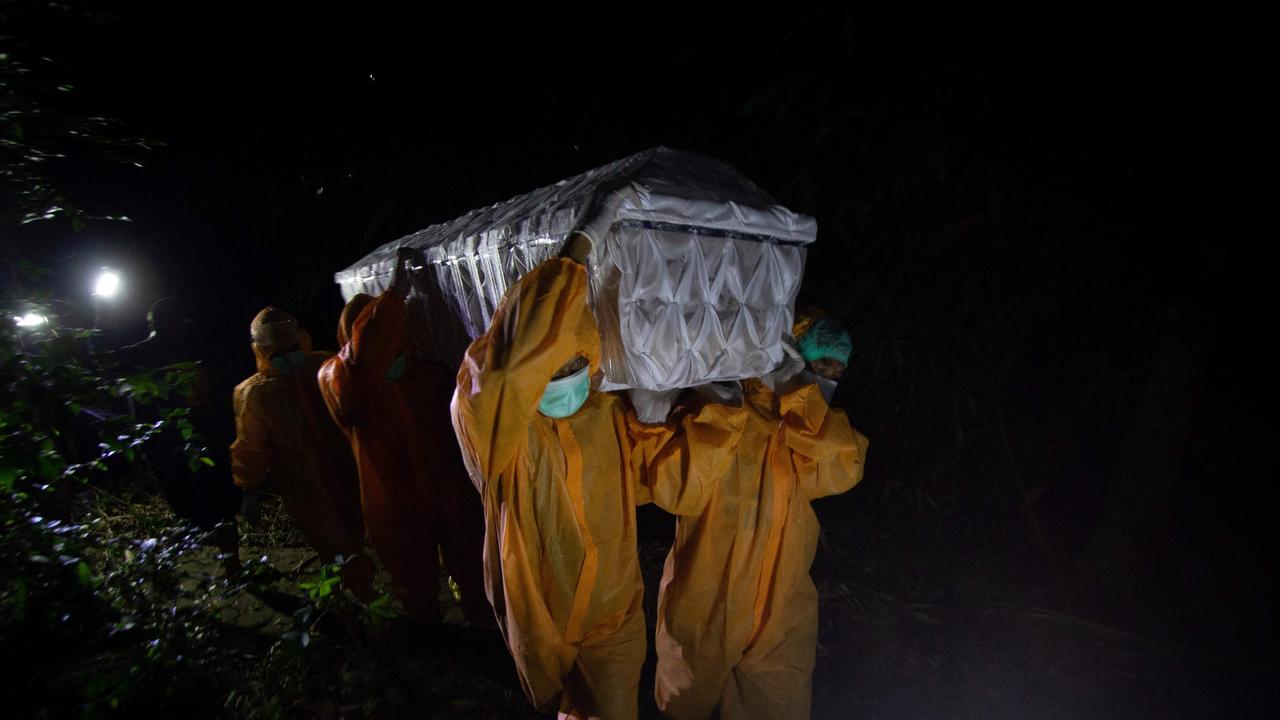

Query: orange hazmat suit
left=652, top=378, right=869, bottom=720
left=318, top=292, right=488, bottom=624
left=231, top=319, right=372, bottom=598
left=452, top=257, right=746, bottom=719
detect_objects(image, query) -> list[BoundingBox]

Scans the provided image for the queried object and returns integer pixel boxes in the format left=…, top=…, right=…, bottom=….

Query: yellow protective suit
left=651, top=378, right=869, bottom=720
left=451, top=257, right=746, bottom=720
left=231, top=338, right=372, bottom=598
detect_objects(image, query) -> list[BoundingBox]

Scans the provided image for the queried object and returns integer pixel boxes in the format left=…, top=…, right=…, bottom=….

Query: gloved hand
left=396, top=245, right=422, bottom=267
left=390, top=246, right=423, bottom=298
left=761, top=334, right=807, bottom=393
left=240, top=491, right=263, bottom=530
left=574, top=185, right=637, bottom=249
left=693, top=380, right=744, bottom=406
left=628, top=388, right=682, bottom=424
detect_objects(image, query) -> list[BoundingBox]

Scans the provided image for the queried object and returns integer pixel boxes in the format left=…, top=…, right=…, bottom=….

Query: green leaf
left=0, top=463, right=18, bottom=492
left=37, top=450, right=66, bottom=482
left=198, top=457, right=215, bottom=468
left=76, top=560, right=95, bottom=587
left=366, top=593, right=400, bottom=620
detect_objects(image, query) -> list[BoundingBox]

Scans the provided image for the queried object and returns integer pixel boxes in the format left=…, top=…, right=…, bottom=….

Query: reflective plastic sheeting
left=334, top=147, right=816, bottom=390
left=592, top=223, right=806, bottom=390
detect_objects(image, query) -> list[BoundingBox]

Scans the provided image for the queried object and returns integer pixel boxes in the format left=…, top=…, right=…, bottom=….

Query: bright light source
left=13, top=313, right=47, bottom=328
left=94, top=269, right=120, bottom=298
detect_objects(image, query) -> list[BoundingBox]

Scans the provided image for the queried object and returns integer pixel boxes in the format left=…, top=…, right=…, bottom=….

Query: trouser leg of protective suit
left=719, top=595, right=819, bottom=720
left=437, top=494, right=492, bottom=627
left=654, top=631, right=737, bottom=720
left=366, top=498, right=441, bottom=623
left=288, top=502, right=374, bottom=601
left=559, top=608, right=646, bottom=720
left=338, top=551, right=375, bottom=601
left=388, top=539, right=441, bottom=622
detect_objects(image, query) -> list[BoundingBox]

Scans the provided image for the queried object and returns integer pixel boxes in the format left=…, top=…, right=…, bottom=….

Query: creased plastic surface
left=334, top=147, right=815, bottom=390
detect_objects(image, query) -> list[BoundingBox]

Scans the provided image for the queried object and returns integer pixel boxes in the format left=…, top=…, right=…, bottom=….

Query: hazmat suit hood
left=337, top=294, right=375, bottom=349
left=250, top=307, right=311, bottom=375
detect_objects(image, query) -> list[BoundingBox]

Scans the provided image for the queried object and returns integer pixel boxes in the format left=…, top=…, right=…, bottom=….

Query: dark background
left=5, top=4, right=1275, bottom=717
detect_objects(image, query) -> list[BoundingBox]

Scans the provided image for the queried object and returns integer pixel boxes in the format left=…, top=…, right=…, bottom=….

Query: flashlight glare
left=94, top=270, right=120, bottom=298
left=14, top=313, right=47, bottom=327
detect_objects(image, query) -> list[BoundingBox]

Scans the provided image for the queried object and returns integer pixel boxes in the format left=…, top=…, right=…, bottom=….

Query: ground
left=179, top=497, right=1277, bottom=719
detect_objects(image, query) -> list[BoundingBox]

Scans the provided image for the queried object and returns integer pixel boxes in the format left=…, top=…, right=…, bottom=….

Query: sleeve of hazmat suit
left=347, top=293, right=405, bottom=376
left=230, top=381, right=272, bottom=491
left=628, top=400, right=747, bottom=516
left=453, top=257, right=600, bottom=490
left=778, top=381, right=870, bottom=500
left=320, top=293, right=405, bottom=430
left=455, top=257, right=655, bottom=719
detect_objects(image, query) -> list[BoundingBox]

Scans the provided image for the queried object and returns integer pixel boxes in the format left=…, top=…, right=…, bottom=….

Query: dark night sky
left=9, top=6, right=1246, bottom=481
left=16, top=6, right=1251, bottom=528
left=16, top=7, right=1170, bottom=355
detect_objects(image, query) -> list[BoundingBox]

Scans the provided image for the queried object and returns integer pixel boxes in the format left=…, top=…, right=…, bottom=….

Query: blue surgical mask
left=538, top=365, right=590, bottom=418
left=270, top=349, right=306, bottom=374
left=385, top=355, right=407, bottom=383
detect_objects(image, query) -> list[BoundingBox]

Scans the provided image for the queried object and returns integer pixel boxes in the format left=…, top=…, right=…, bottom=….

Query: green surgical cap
left=797, top=318, right=852, bottom=365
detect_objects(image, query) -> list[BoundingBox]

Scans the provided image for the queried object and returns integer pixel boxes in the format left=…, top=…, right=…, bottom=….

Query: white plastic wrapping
left=334, top=147, right=816, bottom=391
